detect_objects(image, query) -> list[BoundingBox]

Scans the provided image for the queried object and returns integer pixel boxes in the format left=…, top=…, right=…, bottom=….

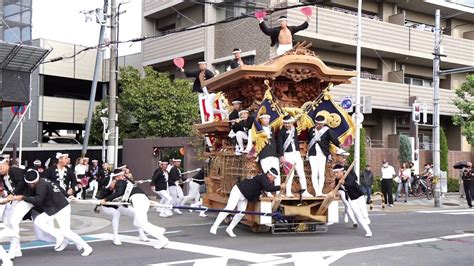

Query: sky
left=32, top=0, right=142, bottom=56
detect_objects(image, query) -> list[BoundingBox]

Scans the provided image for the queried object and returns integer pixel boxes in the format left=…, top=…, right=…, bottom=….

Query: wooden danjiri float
left=194, top=43, right=356, bottom=234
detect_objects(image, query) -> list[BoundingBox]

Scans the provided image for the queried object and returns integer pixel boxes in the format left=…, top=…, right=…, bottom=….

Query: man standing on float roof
left=258, top=15, right=310, bottom=55
left=180, top=61, right=214, bottom=94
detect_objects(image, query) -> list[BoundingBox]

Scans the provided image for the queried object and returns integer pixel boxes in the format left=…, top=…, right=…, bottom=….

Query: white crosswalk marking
left=416, top=209, right=474, bottom=215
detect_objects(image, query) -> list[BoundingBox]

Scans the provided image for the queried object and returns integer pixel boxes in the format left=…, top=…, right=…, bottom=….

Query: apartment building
left=142, top=0, right=474, bottom=153
left=0, top=38, right=142, bottom=148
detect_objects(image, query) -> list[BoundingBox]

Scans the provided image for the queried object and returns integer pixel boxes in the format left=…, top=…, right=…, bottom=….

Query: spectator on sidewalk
left=381, top=159, right=396, bottom=207
left=360, top=165, right=374, bottom=204
left=396, top=162, right=410, bottom=203
left=461, top=162, right=473, bottom=208
left=459, top=169, right=465, bottom=199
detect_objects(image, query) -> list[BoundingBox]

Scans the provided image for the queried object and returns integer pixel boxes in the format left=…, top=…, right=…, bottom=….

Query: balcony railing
left=38, top=96, right=99, bottom=124
left=287, top=7, right=474, bottom=66
left=144, top=0, right=184, bottom=17
left=143, top=27, right=206, bottom=66
left=334, top=79, right=458, bottom=115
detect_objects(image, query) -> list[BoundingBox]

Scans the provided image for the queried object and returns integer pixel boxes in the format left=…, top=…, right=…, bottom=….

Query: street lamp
left=100, top=116, right=109, bottom=162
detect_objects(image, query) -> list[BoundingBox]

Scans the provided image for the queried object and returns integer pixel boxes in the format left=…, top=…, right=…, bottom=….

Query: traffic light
left=153, top=147, right=160, bottom=157
left=412, top=102, right=421, bottom=123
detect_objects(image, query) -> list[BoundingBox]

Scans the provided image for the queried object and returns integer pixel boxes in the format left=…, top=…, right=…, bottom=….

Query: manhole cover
left=442, top=203, right=460, bottom=206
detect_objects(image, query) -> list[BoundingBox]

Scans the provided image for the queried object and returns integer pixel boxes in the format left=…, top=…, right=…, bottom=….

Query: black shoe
left=404, top=200, right=407, bottom=203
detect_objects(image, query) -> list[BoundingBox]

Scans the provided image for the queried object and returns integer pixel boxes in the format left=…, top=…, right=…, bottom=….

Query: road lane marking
left=90, top=233, right=284, bottom=263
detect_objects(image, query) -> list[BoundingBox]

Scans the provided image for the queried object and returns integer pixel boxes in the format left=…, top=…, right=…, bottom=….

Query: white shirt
left=381, top=165, right=396, bottom=179
left=74, top=164, right=87, bottom=175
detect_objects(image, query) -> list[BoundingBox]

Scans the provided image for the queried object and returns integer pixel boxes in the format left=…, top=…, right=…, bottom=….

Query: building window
left=221, top=0, right=256, bottom=19
left=404, top=76, right=433, bottom=87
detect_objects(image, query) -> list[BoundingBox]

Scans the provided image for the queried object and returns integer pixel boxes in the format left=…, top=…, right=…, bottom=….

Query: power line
left=40, top=1, right=321, bottom=65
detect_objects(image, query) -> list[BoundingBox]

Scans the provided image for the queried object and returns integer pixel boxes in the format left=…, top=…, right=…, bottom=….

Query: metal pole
left=0, top=101, right=32, bottom=155
left=107, top=0, right=118, bottom=168
left=102, top=130, right=106, bottom=162
left=433, top=9, right=441, bottom=207
left=19, top=116, right=23, bottom=166
left=354, top=0, right=362, bottom=182
left=115, top=126, right=119, bottom=166
left=82, top=0, right=109, bottom=157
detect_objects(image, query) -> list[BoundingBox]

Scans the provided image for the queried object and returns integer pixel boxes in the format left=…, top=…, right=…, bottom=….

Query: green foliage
left=452, top=74, right=474, bottom=144
left=347, top=127, right=367, bottom=169
left=119, top=66, right=199, bottom=138
left=398, top=134, right=412, bottom=164
left=447, top=177, right=459, bottom=192
left=440, top=127, right=448, bottom=172
left=87, top=101, right=133, bottom=146
left=89, top=67, right=200, bottom=143
left=372, top=176, right=398, bottom=193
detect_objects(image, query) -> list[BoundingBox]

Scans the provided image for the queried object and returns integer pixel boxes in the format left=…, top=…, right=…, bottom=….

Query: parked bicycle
left=412, top=175, right=433, bottom=199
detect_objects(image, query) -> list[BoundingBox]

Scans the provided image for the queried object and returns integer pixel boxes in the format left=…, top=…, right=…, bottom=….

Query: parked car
left=41, top=136, right=82, bottom=146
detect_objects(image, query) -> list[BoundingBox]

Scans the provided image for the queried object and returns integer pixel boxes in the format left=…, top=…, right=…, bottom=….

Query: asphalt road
left=7, top=198, right=474, bottom=266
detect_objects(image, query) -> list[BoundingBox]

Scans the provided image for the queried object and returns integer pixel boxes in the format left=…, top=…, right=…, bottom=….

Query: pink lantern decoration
left=300, top=7, right=312, bottom=17
left=255, top=10, right=267, bottom=20
left=173, top=57, right=185, bottom=68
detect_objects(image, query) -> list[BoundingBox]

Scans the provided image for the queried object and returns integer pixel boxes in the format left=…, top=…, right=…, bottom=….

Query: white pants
left=86, top=180, right=99, bottom=199
left=169, top=186, right=184, bottom=206
left=154, top=190, right=173, bottom=216
left=260, top=156, right=280, bottom=186
left=210, top=186, right=248, bottom=233
left=180, top=182, right=201, bottom=206
left=130, top=194, right=167, bottom=243
left=277, top=44, right=292, bottom=55
left=245, top=131, right=254, bottom=152
left=284, top=151, right=308, bottom=195
left=3, top=201, right=33, bottom=256
left=100, top=205, right=147, bottom=239
left=34, top=205, right=90, bottom=251
left=338, top=190, right=357, bottom=224
left=235, top=131, right=248, bottom=152
left=348, top=197, right=372, bottom=236
left=309, top=154, right=326, bottom=195
left=0, top=224, right=18, bottom=265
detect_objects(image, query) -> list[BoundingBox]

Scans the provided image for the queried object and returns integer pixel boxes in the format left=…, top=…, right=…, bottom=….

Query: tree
left=88, top=101, right=135, bottom=146
left=398, top=134, right=412, bottom=164
left=89, top=66, right=199, bottom=144
left=119, top=66, right=199, bottom=138
left=452, top=74, right=474, bottom=145
left=440, top=127, right=448, bottom=172
left=347, top=127, right=367, bottom=173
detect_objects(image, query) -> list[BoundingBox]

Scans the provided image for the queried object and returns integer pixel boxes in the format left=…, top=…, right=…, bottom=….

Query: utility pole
left=354, top=0, right=362, bottom=181
left=433, top=9, right=441, bottom=207
left=107, top=0, right=118, bottom=168
left=82, top=0, right=108, bottom=158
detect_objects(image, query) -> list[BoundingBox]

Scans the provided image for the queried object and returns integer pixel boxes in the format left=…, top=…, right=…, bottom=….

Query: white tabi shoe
left=2, top=258, right=13, bottom=266
left=364, top=233, right=373, bottom=238
left=113, top=236, right=122, bottom=246
left=344, top=214, right=349, bottom=223
left=81, top=245, right=93, bottom=256
left=55, top=239, right=69, bottom=252
left=301, top=191, right=314, bottom=197
left=199, top=211, right=207, bottom=217
left=210, top=226, right=217, bottom=235
left=54, top=236, right=65, bottom=250
left=173, top=209, right=183, bottom=215
left=154, top=238, right=169, bottom=249
left=226, top=228, right=236, bottom=238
